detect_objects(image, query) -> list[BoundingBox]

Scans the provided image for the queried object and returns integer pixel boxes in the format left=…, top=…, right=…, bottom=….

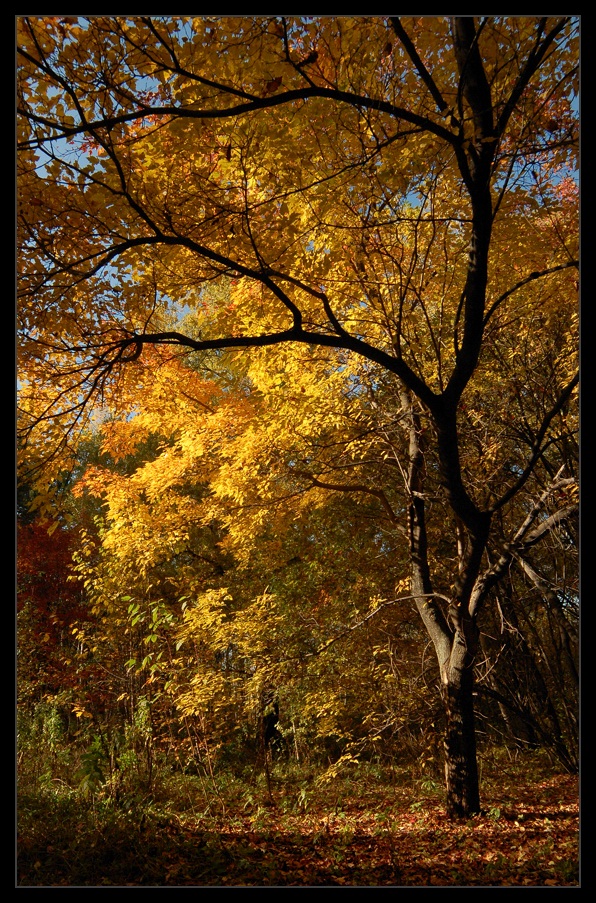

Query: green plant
left=296, top=787, right=310, bottom=813
left=420, top=777, right=441, bottom=794
left=76, top=734, right=107, bottom=796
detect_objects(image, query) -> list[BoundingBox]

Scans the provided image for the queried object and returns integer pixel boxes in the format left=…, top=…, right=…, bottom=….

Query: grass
left=17, top=750, right=579, bottom=887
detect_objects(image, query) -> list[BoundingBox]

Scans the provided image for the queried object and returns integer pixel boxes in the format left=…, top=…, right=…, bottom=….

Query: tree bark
left=442, top=627, right=481, bottom=818
left=401, top=387, right=482, bottom=816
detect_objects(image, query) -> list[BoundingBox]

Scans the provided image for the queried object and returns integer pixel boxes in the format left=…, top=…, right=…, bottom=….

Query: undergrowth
left=17, top=744, right=578, bottom=887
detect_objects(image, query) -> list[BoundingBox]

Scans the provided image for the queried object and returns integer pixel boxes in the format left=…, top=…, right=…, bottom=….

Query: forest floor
left=17, top=757, right=579, bottom=887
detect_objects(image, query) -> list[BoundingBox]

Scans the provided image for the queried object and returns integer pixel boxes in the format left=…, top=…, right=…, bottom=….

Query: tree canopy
left=17, top=15, right=579, bottom=820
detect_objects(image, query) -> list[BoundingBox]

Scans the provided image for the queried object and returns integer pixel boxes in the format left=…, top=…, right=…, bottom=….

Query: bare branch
left=490, top=374, right=579, bottom=512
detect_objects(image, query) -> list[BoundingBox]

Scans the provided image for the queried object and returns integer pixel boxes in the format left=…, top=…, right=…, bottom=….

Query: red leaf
left=265, top=76, right=283, bottom=95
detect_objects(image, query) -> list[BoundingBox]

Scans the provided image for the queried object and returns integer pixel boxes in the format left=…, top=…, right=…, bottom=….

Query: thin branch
left=390, top=18, right=451, bottom=118
left=496, top=18, right=571, bottom=137
left=294, top=468, right=406, bottom=534
left=483, top=261, right=579, bottom=327
left=490, top=373, right=579, bottom=512
left=297, top=593, right=452, bottom=660
left=469, top=468, right=577, bottom=618
left=17, top=56, right=459, bottom=150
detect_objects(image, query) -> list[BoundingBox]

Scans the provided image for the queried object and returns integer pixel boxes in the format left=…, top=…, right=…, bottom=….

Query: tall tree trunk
left=401, top=387, right=482, bottom=817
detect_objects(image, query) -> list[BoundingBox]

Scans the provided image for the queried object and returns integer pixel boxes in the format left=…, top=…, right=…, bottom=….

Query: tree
left=17, top=15, right=578, bottom=817
left=17, top=519, right=88, bottom=714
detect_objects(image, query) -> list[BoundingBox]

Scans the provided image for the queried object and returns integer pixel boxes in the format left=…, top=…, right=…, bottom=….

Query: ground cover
left=17, top=755, right=579, bottom=887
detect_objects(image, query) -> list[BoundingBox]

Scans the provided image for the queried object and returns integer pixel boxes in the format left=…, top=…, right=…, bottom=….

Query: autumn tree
left=17, top=519, right=88, bottom=714
left=65, top=348, right=423, bottom=774
left=17, top=15, right=578, bottom=817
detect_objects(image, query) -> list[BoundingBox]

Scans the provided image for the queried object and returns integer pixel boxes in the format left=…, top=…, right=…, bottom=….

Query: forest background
left=17, top=15, right=579, bottom=886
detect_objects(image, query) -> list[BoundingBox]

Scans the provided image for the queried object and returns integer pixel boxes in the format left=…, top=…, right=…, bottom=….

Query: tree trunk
left=400, top=386, right=482, bottom=818
left=442, top=670, right=480, bottom=817
left=441, top=621, right=481, bottom=818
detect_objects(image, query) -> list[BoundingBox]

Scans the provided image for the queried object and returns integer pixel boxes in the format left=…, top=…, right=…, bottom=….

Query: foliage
left=17, top=15, right=578, bottom=821
left=17, top=521, right=89, bottom=711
